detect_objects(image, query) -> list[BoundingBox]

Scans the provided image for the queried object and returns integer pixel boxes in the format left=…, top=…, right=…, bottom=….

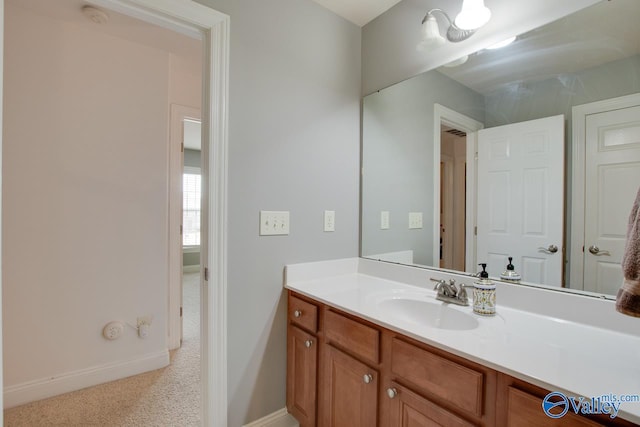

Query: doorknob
left=538, top=245, right=558, bottom=254
left=588, top=245, right=611, bottom=256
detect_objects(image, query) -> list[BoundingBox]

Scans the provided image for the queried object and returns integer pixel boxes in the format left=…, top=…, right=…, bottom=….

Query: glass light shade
left=454, top=0, right=491, bottom=30
left=417, top=14, right=445, bottom=51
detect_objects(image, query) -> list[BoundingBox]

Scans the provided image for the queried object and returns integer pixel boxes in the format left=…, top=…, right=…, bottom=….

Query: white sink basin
left=377, top=295, right=479, bottom=331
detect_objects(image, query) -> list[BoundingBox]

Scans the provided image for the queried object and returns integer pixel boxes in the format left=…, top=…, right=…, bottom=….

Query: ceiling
left=437, top=0, right=640, bottom=94
left=7, top=0, right=201, bottom=59
left=311, top=0, right=403, bottom=26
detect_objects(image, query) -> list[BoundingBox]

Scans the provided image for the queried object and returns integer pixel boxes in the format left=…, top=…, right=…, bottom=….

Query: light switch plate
left=409, top=212, right=423, bottom=229
left=380, top=211, right=390, bottom=229
left=259, top=211, right=290, bottom=235
left=324, top=210, right=335, bottom=232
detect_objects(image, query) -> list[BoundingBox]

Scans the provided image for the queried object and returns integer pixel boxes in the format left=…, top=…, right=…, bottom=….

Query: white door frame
left=169, top=104, right=201, bottom=351
left=570, top=92, right=640, bottom=291
left=433, top=104, right=484, bottom=272
left=0, top=1, right=229, bottom=426
left=0, top=0, right=4, bottom=419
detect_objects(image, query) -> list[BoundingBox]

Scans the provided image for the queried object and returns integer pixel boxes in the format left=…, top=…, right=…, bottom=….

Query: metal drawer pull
left=538, top=244, right=558, bottom=254
left=304, top=340, right=313, bottom=348
left=363, top=374, right=373, bottom=384
left=293, top=310, right=302, bottom=318
left=589, top=245, right=611, bottom=256
left=387, top=388, right=398, bottom=399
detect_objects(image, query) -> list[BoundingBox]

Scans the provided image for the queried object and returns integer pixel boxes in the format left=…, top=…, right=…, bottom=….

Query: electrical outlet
left=103, top=321, right=124, bottom=340
left=409, top=212, right=423, bottom=229
left=380, top=211, right=390, bottom=229
left=259, top=211, right=290, bottom=236
left=137, top=316, right=153, bottom=339
left=324, top=210, right=335, bottom=232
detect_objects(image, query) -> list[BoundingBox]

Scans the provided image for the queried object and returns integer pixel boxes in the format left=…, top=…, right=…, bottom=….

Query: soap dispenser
left=500, top=257, right=521, bottom=283
left=473, top=263, right=496, bottom=316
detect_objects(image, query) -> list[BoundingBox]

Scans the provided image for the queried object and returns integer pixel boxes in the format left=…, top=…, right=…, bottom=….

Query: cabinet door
left=321, top=345, right=378, bottom=427
left=387, top=381, right=477, bottom=427
left=287, top=325, right=317, bottom=427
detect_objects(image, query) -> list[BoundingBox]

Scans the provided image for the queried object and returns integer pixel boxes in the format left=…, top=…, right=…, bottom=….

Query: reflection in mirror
left=361, top=0, right=640, bottom=297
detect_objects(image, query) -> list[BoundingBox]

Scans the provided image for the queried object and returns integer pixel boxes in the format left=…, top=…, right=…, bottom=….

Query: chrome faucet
left=430, top=278, right=469, bottom=306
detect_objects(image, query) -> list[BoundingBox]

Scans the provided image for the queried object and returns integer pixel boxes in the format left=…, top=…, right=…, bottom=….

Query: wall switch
left=409, top=212, right=423, bottom=229
left=260, top=211, right=290, bottom=236
left=324, top=210, right=335, bottom=232
left=380, top=211, right=390, bottom=229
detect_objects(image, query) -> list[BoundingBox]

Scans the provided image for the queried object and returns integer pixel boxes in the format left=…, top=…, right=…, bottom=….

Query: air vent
left=445, top=128, right=467, bottom=137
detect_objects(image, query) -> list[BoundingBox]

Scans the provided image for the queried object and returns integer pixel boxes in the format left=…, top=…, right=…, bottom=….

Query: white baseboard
left=244, top=408, right=299, bottom=427
left=3, top=349, right=169, bottom=409
left=182, top=264, right=200, bottom=273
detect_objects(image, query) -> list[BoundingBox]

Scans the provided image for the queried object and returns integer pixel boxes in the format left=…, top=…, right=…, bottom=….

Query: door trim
left=433, top=104, right=484, bottom=272
left=169, top=104, right=200, bottom=351
left=570, top=93, right=640, bottom=291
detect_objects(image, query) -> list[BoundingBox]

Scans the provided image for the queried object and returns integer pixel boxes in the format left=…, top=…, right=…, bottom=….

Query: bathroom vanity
left=284, top=258, right=640, bottom=427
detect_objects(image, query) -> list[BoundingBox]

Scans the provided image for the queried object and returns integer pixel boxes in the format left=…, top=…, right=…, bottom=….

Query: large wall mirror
left=361, top=0, right=640, bottom=298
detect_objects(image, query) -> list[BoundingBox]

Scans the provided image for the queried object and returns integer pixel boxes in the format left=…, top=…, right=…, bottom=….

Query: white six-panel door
left=583, top=105, right=640, bottom=294
left=477, top=115, right=564, bottom=285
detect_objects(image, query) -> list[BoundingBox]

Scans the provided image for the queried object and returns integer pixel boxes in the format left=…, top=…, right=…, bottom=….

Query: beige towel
left=616, top=186, right=640, bottom=317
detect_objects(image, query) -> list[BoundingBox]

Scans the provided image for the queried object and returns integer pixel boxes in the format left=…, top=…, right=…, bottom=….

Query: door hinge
left=181, top=142, right=184, bottom=152
left=474, top=226, right=477, bottom=236
left=204, top=267, right=209, bottom=281
left=180, top=306, right=183, bottom=317
left=180, top=225, right=183, bottom=235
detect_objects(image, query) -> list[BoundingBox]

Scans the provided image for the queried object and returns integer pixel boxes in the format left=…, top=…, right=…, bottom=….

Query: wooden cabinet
left=287, top=326, right=317, bottom=427
left=387, top=381, right=476, bottom=427
left=320, top=345, right=378, bottom=427
left=286, top=294, right=319, bottom=427
left=286, top=291, right=639, bottom=427
left=497, top=375, right=637, bottom=427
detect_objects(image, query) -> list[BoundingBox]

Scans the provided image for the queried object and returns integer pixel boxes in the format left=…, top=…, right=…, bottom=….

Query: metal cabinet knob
left=293, top=310, right=302, bottom=318
left=589, top=245, right=611, bottom=256
left=304, top=340, right=313, bottom=348
left=387, top=388, right=398, bottom=399
left=363, top=374, right=373, bottom=384
left=538, top=244, right=558, bottom=254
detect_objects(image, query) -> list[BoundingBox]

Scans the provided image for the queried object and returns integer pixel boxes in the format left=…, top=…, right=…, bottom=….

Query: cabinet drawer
left=506, top=387, right=602, bottom=427
left=289, top=294, right=318, bottom=333
left=391, top=338, right=484, bottom=417
left=324, top=310, right=380, bottom=364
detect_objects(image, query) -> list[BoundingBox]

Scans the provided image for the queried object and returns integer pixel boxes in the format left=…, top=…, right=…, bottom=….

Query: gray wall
left=362, top=70, right=484, bottom=265
left=195, top=0, right=361, bottom=425
left=183, top=148, right=201, bottom=169
left=183, top=148, right=201, bottom=267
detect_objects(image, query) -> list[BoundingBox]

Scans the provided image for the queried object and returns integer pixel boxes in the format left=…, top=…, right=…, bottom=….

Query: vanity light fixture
left=417, top=0, right=491, bottom=51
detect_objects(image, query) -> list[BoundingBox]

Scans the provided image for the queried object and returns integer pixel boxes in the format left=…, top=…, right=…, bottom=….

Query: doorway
left=0, top=1, right=229, bottom=425
left=439, top=125, right=467, bottom=271
left=571, top=93, right=640, bottom=294
left=433, top=104, right=484, bottom=273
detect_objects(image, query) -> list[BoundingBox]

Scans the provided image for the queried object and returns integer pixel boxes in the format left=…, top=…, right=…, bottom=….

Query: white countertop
left=284, top=258, right=640, bottom=423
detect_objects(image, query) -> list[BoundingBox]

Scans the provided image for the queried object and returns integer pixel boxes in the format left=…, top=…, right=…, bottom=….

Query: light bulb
left=454, top=0, right=491, bottom=30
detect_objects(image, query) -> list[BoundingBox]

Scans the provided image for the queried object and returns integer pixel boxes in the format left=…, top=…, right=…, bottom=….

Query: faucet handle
left=430, top=278, right=446, bottom=290
left=458, top=284, right=470, bottom=302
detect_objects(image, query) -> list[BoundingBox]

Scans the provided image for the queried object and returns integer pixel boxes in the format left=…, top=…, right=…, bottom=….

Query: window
left=183, top=167, right=201, bottom=247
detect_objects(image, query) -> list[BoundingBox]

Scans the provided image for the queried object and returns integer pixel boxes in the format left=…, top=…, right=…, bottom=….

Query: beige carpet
left=4, top=272, right=201, bottom=427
